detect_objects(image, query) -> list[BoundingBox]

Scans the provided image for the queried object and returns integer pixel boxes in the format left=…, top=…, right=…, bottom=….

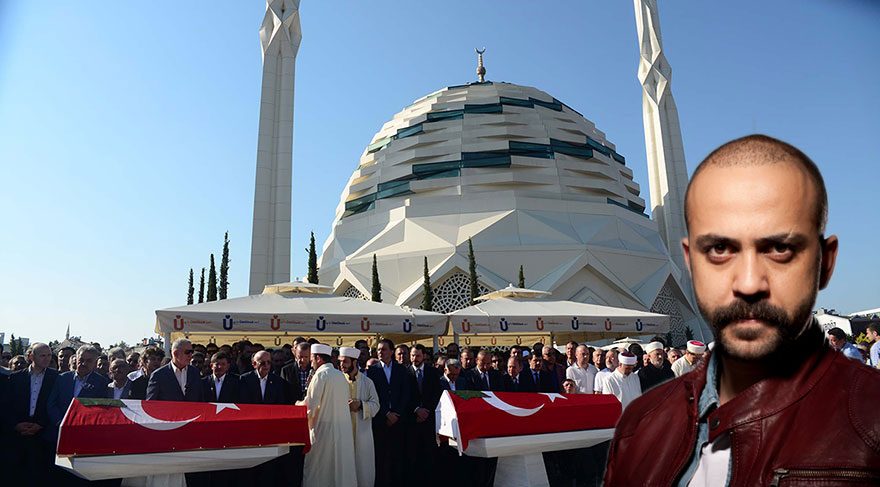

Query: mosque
left=248, top=0, right=711, bottom=344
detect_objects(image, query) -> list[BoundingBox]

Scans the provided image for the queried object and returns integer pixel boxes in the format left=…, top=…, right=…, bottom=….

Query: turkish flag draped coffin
left=437, top=391, right=621, bottom=451
left=57, top=399, right=310, bottom=457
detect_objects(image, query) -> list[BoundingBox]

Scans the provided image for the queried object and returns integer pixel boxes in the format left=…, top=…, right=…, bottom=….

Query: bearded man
left=339, top=347, right=379, bottom=487
left=604, top=135, right=880, bottom=485
left=637, top=341, right=674, bottom=392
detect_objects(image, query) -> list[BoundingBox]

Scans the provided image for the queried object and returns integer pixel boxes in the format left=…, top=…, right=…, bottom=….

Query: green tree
left=9, top=334, right=21, bottom=355
left=421, top=256, right=433, bottom=311
left=187, top=268, right=194, bottom=305
left=518, top=265, right=525, bottom=288
left=207, top=254, right=218, bottom=302
left=307, top=232, right=319, bottom=284
left=684, top=326, right=695, bottom=341
left=198, top=268, right=206, bottom=303
left=219, top=232, right=230, bottom=300
left=371, top=254, right=382, bottom=302
left=468, top=238, right=478, bottom=306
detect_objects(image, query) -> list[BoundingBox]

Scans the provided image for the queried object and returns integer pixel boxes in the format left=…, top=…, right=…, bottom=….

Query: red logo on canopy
left=173, top=315, right=184, bottom=331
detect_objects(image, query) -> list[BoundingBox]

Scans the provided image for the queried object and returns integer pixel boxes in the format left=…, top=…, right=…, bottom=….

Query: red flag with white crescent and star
left=57, top=399, right=310, bottom=457
left=437, top=391, right=621, bottom=451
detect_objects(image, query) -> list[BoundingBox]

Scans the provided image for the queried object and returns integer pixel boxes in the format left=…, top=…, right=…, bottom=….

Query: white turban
left=311, top=343, right=332, bottom=355
left=687, top=340, right=707, bottom=354
left=644, top=341, right=664, bottom=353
left=339, top=346, right=360, bottom=359
left=619, top=352, right=637, bottom=366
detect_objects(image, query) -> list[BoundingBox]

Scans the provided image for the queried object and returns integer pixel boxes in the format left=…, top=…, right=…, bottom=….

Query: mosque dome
left=318, top=81, right=698, bottom=343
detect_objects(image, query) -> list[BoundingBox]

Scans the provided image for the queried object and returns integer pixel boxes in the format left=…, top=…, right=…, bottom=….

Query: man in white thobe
left=339, top=346, right=380, bottom=487
left=299, top=343, right=357, bottom=487
left=600, top=351, right=642, bottom=409
left=565, top=345, right=598, bottom=394
left=671, top=340, right=706, bottom=377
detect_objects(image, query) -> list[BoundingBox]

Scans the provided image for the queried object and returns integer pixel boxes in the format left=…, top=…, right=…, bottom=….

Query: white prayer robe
left=672, top=356, right=697, bottom=377
left=600, top=369, right=642, bottom=409
left=302, top=363, right=357, bottom=487
left=348, top=372, right=380, bottom=487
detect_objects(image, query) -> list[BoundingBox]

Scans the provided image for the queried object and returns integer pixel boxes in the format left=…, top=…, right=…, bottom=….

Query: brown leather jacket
left=604, top=325, right=880, bottom=486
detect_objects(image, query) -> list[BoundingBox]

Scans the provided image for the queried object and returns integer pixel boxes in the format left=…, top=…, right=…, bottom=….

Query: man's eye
left=707, top=244, right=728, bottom=255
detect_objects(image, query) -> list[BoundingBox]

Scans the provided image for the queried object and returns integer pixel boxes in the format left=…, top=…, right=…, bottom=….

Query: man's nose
left=732, top=250, right=770, bottom=302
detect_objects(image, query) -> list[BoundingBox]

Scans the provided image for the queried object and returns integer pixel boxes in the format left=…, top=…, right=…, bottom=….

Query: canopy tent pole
left=453, top=332, right=460, bottom=349
left=432, top=335, right=439, bottom=353
left=163, top=331, right=171, bottom=355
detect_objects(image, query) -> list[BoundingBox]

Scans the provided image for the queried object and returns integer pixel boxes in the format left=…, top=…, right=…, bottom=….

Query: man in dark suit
left=527, top=354, right=557, bottom=393
left=240, top=350, right=289, bottom=484
left=466, top=349, right=506, bottom=392
left=106, top=359, right=132, bottom=400
left=503, top=356, right=537, bottom=392
left=367, top=338, right=417, bottom=487
left=127, top=347, right=164, bottom=400
left=146, top=338, right=206, bottom=402
left=4, top=343, right=58, bottom=484
left=405, top=344, right=443, bottom=484
left=203, top=351, right=239, bottom=403
left=438, top=358, right=473, bottom=391
left=280, top=342, right=311, bottom=403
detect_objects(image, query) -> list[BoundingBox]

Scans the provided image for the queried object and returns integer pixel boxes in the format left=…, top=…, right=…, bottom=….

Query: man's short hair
left=566, top=341, right=579, bottom=348
left=294, top=342, right=311, bottom=354
left=59, top=346, right=75, bottom=354
left=445, top=358, right=461, bottom=369
left=211, top=351, right=230, bottom=363
left=27, top=342, right=49, bottom=355
left=109, top=358, right=127, bottom=370
left=685, top=134, right=828, bottom=235
left=412, top=344, right=426, bottom=353
left=378, top=338, right=395, bottom=349
left=867, top=323, right=879, bottom=334
left=171, top=338, right=192, bottom=351
left=142, top=347, right=165, bottom=360
left=77, top=344, right=99, bottom=358
left=314, top=353, right=332, bottom=364
left=827, top=327, right=847, bottom=340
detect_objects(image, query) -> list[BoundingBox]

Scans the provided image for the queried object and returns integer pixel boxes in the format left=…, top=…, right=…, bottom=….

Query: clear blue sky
left=1, top=1, right=877, bottom=346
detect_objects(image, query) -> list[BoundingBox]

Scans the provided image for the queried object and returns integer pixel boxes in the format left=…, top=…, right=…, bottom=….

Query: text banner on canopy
left=58, top=399, right=310, bottom=457
left=436, top=390, right=620, bottom=452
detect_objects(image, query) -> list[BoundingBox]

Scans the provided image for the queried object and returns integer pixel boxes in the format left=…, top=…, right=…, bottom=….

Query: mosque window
left=430, top=272, right=492, bottom=314
left=342, top=285, right=367, bottom=300
left=607, top=197, right=648, bottom=218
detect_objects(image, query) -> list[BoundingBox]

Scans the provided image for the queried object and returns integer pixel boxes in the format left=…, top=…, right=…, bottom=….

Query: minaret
left=633, top=0, right=689, bottom=275
left=249, top=0, right=302, bottom=295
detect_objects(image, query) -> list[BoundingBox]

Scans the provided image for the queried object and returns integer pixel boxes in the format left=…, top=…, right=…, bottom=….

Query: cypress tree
left=421, top=256, right=433, bottom=311
left=198, top=268, right=206, bottom=303
left=518, top=265, right=525, bottom=288
left=371, top=254, right=382, bottom=302
left=9, top=334, right=18, bottom=356
left=684, top=326, right=695, bottom=342
left=207, top=254, right=218, bottom=302
left=219, top=232, right=230, bottom=300
left=187, top=268, right=194, bottom=305
left=307, top=232, right=319, bottom=284
left=468, top=238, right=478, bottom=305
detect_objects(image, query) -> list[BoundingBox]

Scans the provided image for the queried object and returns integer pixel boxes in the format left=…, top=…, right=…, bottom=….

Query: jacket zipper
left=771, top=468, right=880, bottom=486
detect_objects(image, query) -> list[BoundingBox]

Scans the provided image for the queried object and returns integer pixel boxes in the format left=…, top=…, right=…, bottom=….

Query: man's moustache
left=710, top=299, right=790, bottom=330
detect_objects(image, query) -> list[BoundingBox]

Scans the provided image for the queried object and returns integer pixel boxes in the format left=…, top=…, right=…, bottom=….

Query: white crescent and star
left=120, top=400, right=216, bottom=431
left=480, top=392, right=567, bottom=417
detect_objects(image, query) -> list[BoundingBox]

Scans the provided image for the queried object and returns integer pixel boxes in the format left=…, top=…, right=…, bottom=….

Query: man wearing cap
left=638, top=342, right=674, bottom=392
left=604, top=136, right=880, bottom=485
left=671, top=340, right=706, bottom=377
left=600, top=351, right=641, bottom=409
left=826, top=327, right=862, bottom=362
left=566, top=345, right=598, bottom=394
left=300, top=343, right=356, bottom=487
left=339, top=346, right=379, bottom=487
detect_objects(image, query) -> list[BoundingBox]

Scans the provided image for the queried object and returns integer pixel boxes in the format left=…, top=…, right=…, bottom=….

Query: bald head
left=685, top=134, right=828, bottom=236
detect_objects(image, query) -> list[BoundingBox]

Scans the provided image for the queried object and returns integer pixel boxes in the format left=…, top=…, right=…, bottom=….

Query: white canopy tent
left=448, top=285, right=669, bottom=344
left=155, top=282, right=448, bottom=352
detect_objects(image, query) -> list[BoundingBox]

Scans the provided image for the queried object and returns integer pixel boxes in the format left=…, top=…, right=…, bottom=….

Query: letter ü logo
left=461, top=319, right=471, bottom=333
left=536, top=318, right=544, bottom=331
left=402, top=319, right=412, bottom=333
left=270, top=314, right=281, bottom=330
left=173, top=315, right=184, bottom=331
left=499, top=318, right=509, bottom=332
left=316, top=316, right=326, bottom=331
left=635, top=319, right=643, bottom=332
left=571, top=317, right=579, bottom=330
left=604, top=318, right=613, bottom=331
left=360, top=317, right=371, bottom=332
left=223, top=315, right=234, bottom=330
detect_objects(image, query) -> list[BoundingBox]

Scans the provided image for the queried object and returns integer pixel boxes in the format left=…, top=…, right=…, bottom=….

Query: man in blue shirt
left=866, top=323, right=880, bottom=368
left=826, top=327, right=863, bottom=362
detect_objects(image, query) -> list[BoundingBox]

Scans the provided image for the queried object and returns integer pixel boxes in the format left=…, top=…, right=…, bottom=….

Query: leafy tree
left=684, top=326, right=695, bottom=341
left=207, top=254, right=218, bottom=302
left=108, top=340, right=129, bottom=350
left=48, top=340, right=60, bottom=349
left=219, top=232, right=230, bottom=300
left=187, top=268, right=194, bottom=305
left=421, top=256, right=433, bottom=311
left=307, top=232, right=319, bottom=284
left=198, top=268, right=206, bottom=303
left=371, top=254, right=382, bottom=302
left=468, top=238, right=478, bottom=306
left=518, top=265, right=525, bottom=288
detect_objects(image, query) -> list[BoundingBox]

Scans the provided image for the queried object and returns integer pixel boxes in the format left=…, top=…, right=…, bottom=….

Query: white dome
left=318, top=81, right=700, bottom=343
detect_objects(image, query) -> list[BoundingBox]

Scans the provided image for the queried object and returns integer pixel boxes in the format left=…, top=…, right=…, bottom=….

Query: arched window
left=430, top=272, right=491, bottom=314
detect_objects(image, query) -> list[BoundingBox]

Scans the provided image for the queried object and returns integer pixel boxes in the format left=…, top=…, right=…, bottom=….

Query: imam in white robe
left=302, top=362, right=357, bottom=487
left=600, top=369, right=642, bottom=409
left=347, top=371, right=380, bottom=487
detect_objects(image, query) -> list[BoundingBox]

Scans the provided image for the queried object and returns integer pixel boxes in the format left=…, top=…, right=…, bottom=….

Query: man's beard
left=699, top=295, right=816, bottom=361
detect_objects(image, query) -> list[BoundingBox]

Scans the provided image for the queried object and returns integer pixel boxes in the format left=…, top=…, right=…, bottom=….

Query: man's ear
left=681, top=237, right=692, bottom=273
left=818, top=235, right=839, bottom=290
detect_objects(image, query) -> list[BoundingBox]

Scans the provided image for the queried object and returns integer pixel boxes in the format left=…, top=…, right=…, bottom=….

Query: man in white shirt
left=600, top=351, right=641, bottom=409
left=672, top=340, right=706, bottom=377
left=566, top=345, right=598, bottom=394
left=594, top=349, right=619, bottom=394
left=867, top=323, right=880, bottom=368
left=107, top=358, right=130, bottom=400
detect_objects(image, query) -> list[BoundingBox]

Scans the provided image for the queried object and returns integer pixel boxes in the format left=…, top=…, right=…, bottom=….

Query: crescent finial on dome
left=475, top=48, right=487, bottom=83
